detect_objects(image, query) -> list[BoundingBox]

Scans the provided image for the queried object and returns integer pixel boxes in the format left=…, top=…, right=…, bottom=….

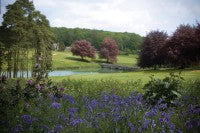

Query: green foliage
left=51, top=27, right=143, bottom=52
left=58, top=42, right=66, bottom=51
left=0, top=0, right=54, bottom=79
left=57, top=79, right=142, bottom=98
left=181, top=80, right=200, bottom=104
left=143, top=73, right=183, bottom=105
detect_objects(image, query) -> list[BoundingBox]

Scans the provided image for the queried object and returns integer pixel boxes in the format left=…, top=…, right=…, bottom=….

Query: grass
left=50, top=69, right=200, bottom=83
left=52, top=51, right=137, bottom=69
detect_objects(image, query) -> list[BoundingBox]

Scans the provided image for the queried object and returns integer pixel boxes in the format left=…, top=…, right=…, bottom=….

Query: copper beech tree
left=71, top=40, right=96, bottom=60
left=165, top=24, right=199, bottom=68
left=100, top=37, right=119, bottom=63
left=138, top=30, right=168, bottom=69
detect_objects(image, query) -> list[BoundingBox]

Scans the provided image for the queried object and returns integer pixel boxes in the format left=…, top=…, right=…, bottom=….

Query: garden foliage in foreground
left=0, top=74, right=200, bottom=133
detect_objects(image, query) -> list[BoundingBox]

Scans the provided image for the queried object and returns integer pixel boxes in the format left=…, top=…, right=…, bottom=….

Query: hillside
left=51, top=27, right=143, bottom=53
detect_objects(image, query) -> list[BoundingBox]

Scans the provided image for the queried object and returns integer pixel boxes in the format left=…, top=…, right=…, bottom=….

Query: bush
left=143, top=73, right=183, bottom=106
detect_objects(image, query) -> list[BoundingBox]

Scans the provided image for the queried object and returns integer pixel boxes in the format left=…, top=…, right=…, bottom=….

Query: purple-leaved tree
left=71, top=40, right=96, bottom=60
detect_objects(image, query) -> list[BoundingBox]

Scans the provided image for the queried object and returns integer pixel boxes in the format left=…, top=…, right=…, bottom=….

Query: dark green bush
left=143, top=73, right=183, bottom=106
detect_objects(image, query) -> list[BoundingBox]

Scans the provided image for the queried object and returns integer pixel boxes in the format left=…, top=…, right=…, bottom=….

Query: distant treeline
left=51, top=27, right=143, bottom=53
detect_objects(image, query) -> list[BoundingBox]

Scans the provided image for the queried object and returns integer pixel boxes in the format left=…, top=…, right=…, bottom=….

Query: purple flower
left=40, top=125, right=49, bottom=131
left=49, top=94, right=58, bottom=101
left=69, top=118, right=84, bottom=127
left=37, top=84, right=44, bottom=91
left=195, top=107, right=200, bottom=114
left=13, top=124, right=24, bottom=133
left=91, top=99, right=98, bottom=107
left=51, top=102, right=61, bottom=110
left=68, top=108, right=78, bottom=118
left=21, top=114, right=33, bottom=124
left=159, top=103, right=167, bottom=110
left=177, top=130, right=183, bottom=133
left=143, top=119, right=150, bottom=129
left=185, top=120, right=192, bottom=129
left=55, top=124, right=62, bottom=131
left=62, top=94, right=76, bottom=104
left=27, top=80, right=33, bottom=86
left=138, top=127, right=142, bottom=132
left=128, top=121, right=135, bottom=131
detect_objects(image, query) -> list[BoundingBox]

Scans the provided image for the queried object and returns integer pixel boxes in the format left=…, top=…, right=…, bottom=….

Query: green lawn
left=52, top=51, right=137, bottom=69
left=50, top=69, right=200, bottom=83
left=51, top=51, right=200, bottom=83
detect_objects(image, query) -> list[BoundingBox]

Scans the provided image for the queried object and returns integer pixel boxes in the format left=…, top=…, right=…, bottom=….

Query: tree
left=138, top=30, right=168, bottom=69
left=165, top=24, right=196, bottom=68
left=31, top=11, right=54, bottom=79
left=1, top=0, right=35, bottom=78
left=0, top=0, right=54, bottom=78
left=71, top=40, right=96, bottom=60
left=58, top=42, right=66, bottom=51
left=194, top=22, right=200, bottom=64
left=51, top=27, right=143, bottom=52
left=0, top=41, right=5, bottom=76
left=100, top=37, right=119, bottom=63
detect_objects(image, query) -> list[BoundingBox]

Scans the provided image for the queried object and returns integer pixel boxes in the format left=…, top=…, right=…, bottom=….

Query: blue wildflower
left=185, top=120, right=192, bottom=129
left=49, top=94, right=58, bottom=101
left=51, top=102, right=61, bottom=110
left=69, top=118, right=84, bottom=127
left=68, top=108, right=78, bottom=118
left=55, top=124, right=62, bottom=132
left=128, top=121, right=135, bottom=132
left=13, top=124, right=24, bottom=133
left=143, top=119, right=150, bottom=129
left=27, top=80, right=33, bottom=86
left=21, top=114, right=33, bottom=124
left=63, top=94, right=76, bottom=104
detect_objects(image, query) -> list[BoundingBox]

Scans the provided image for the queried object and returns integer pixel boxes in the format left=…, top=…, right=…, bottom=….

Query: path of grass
left=52, top=51, right=137, bottom=69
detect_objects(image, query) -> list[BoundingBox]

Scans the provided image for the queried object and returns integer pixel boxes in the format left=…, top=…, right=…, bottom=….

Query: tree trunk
left=153, top=65, right=157, bottom=70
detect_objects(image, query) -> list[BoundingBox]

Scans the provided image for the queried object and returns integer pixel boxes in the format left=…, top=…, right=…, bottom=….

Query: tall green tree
left=31, top=11, right=54, bottom=79
left=0, top=0, right=54, bottom=79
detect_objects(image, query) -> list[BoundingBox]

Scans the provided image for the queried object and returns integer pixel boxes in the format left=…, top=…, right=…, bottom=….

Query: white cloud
left=1, top=0, right=200, bottom=36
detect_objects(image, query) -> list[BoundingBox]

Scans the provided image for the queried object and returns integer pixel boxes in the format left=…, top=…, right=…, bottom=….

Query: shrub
left=143, top=73, right=183, bottom=106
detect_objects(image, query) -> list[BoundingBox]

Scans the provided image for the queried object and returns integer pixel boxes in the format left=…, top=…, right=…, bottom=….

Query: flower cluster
left=11, top=92, right=200, bottom=133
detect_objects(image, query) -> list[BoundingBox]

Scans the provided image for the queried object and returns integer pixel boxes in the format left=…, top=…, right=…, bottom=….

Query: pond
left=2, top=68, right=122, bottom=77
left=49, top=70, right=98, bottom=77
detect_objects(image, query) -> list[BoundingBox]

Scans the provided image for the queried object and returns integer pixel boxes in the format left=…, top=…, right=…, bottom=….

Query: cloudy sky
left=0, top=0, right=200, bottom=36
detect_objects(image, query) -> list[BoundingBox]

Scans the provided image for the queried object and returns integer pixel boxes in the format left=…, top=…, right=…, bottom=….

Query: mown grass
left=52, top=51, right=137, bottom=69
left=51, top=69, right=200, bottom=83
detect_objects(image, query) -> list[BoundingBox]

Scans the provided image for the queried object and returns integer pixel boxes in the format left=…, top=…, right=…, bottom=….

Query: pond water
left=2, top=68, right=122, bottom=77
left=49, top=70, right=98, bottom=77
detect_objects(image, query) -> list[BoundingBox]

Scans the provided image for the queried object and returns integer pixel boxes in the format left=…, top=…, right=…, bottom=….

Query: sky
left=0, top=0, right=200, bottom=36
